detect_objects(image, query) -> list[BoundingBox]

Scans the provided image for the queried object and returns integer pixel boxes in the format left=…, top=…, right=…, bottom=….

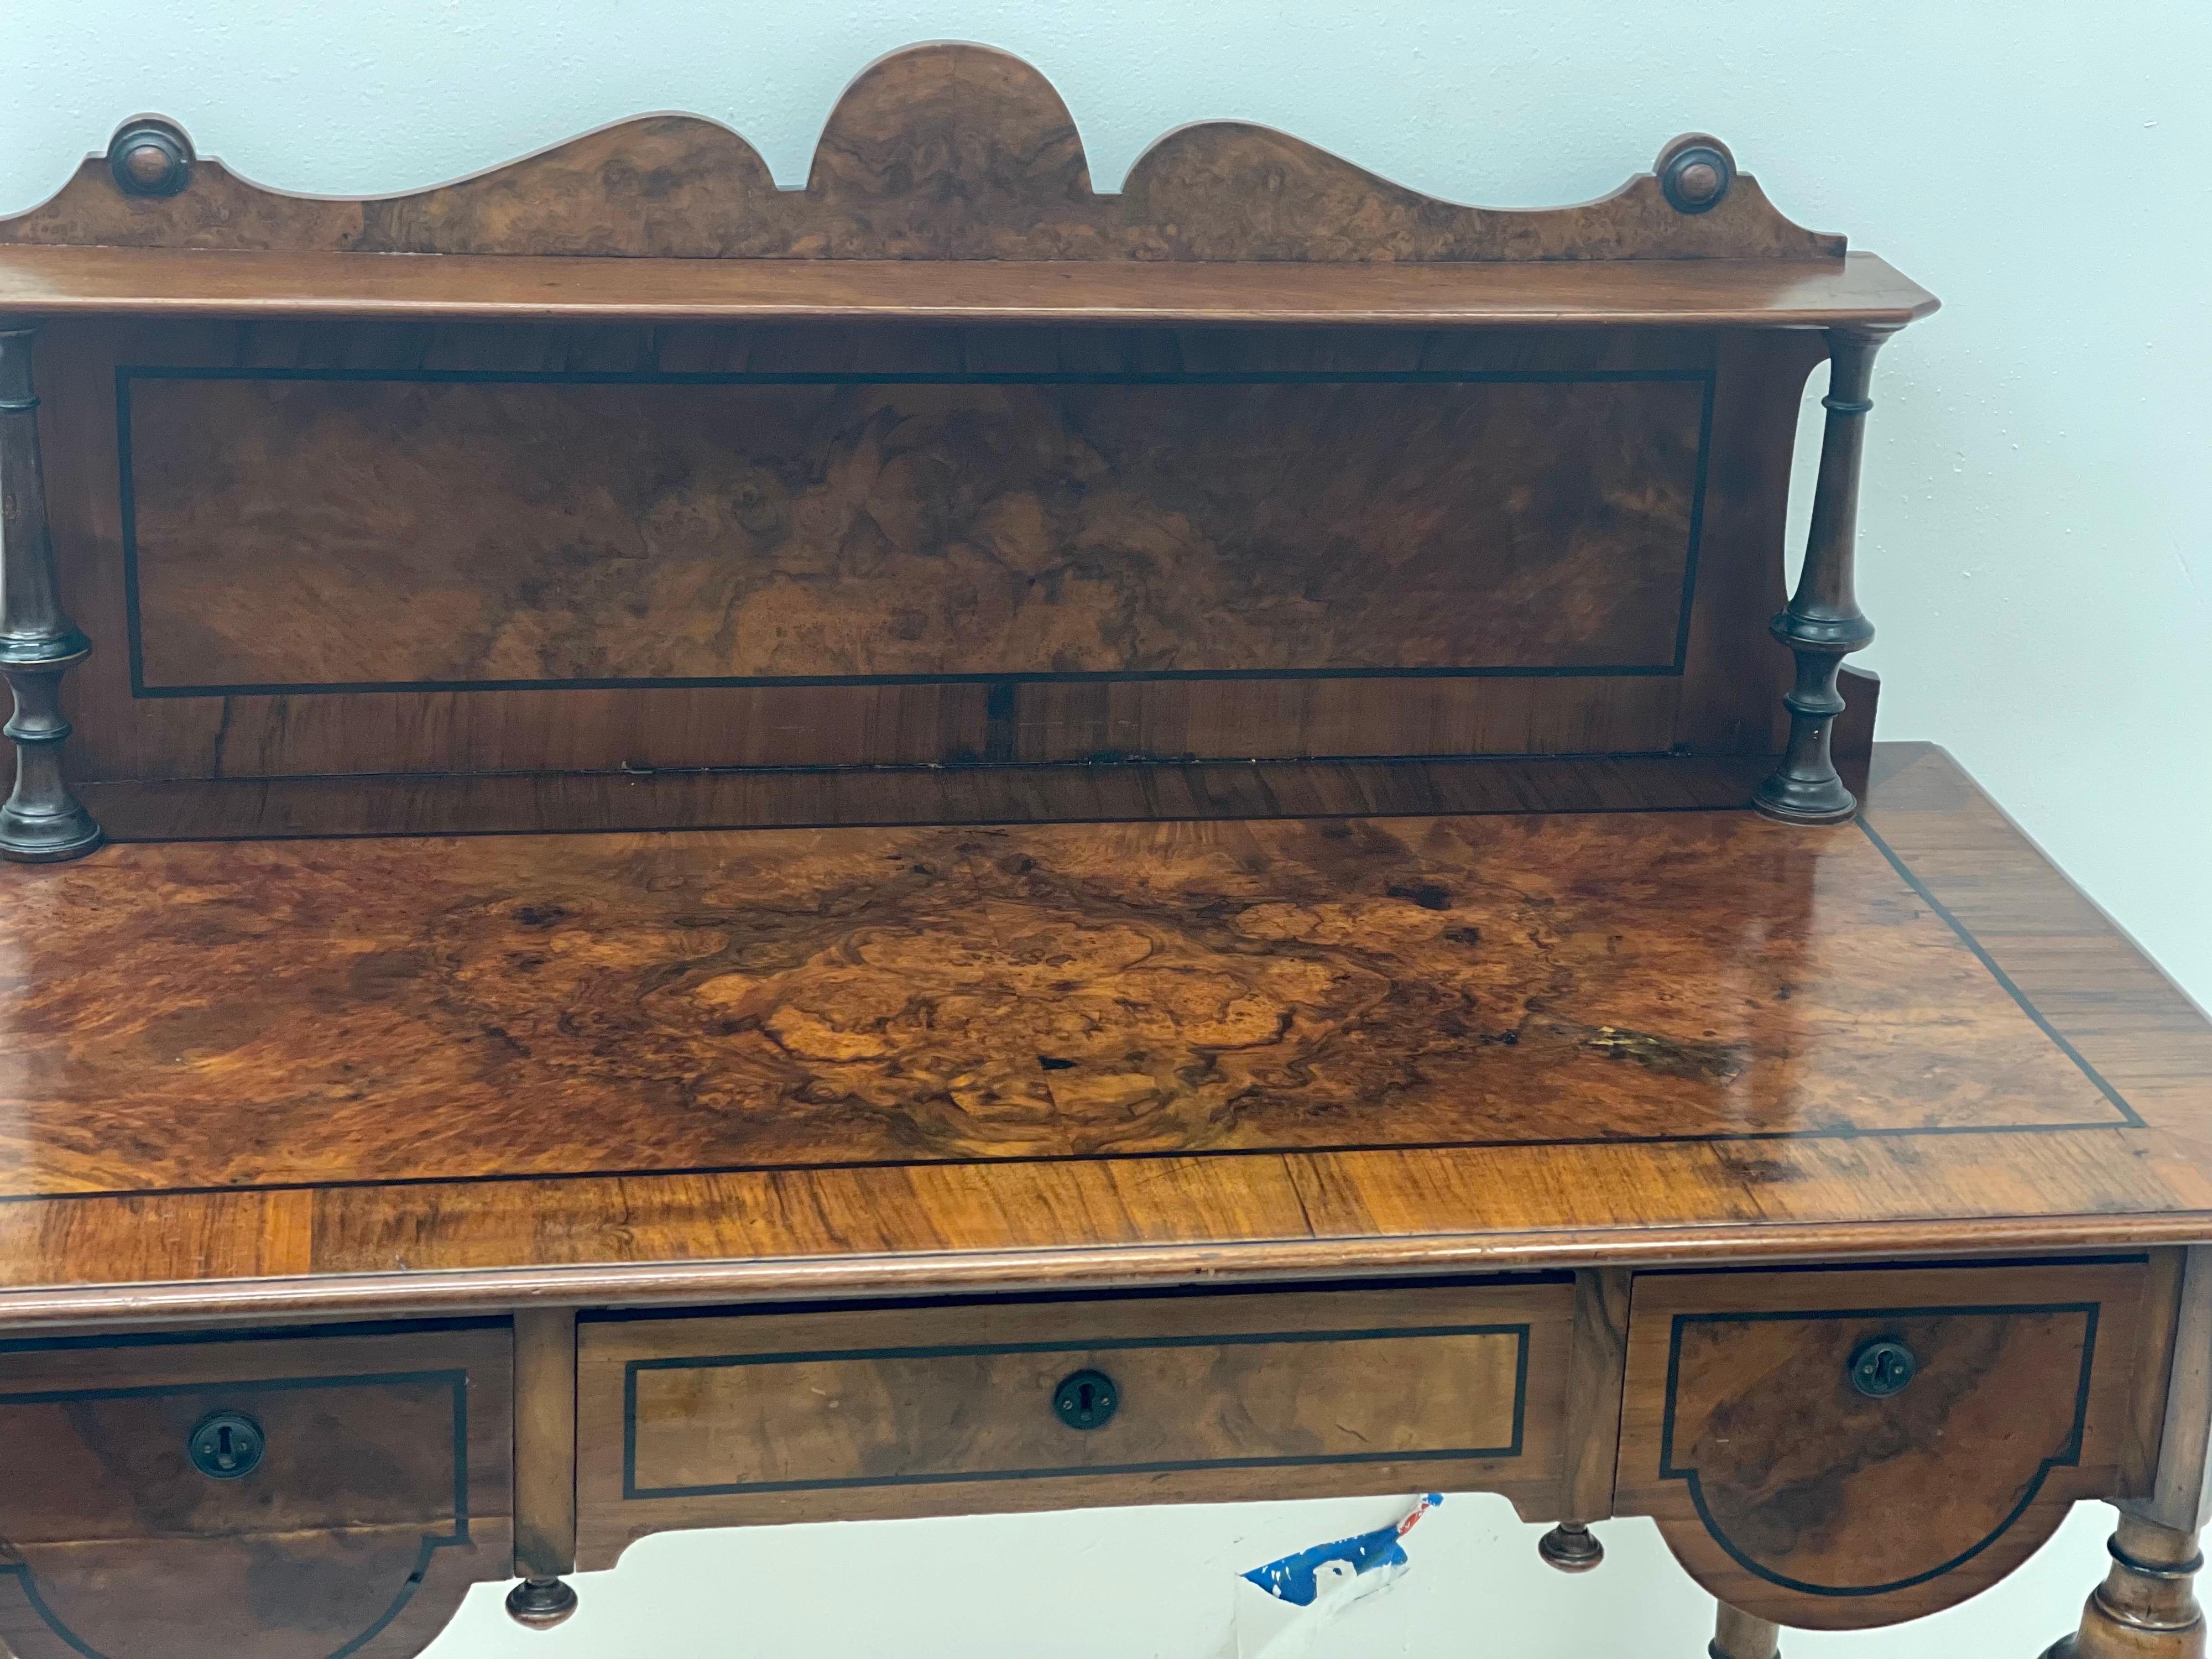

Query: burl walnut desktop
left=0, top=45, right=2201, bottom=1659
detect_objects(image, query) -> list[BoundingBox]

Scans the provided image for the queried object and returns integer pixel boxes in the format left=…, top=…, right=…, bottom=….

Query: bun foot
left=1537, top=1521, right=1604, bottom=1572
left=506, top=1576, right=578, bottom=1630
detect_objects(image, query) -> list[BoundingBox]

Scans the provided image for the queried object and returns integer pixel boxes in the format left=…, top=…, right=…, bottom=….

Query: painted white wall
left=4, top=1, right=2204, bottom=1652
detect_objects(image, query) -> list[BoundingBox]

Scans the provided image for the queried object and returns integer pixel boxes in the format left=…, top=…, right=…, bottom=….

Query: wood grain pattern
left=576, top=1280, right=1571, bottom=1563
left=1615, top=1261, right=2150, bottom=1629
left=0, top=245, right=1939, bottom=327
left=70, top=754, right=1783, bottom=845
left=1559, top=1268, right=1634, bottom=1522
left=123, top=369, right=1705, bottom=691
left=0, top=747, right=2206, bottom=1328
left=0, top=1322, right=511, bottom=1659
left=0, top=808, right=2127, bottom=1200
left=511, top=1308, right=577, bottom=1581
left=2127, top=1245, right=2212, bottom=1530
left=36, top=320, right=1803, bottom=806
left=0, top=46, right=1844, bottom=266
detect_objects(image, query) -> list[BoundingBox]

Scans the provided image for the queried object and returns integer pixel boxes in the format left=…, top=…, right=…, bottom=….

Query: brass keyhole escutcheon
left=1053, top=1369, right=1119, bottom=1430
left=1848, top=1338, right=1917, bottom=1399
left=188, top=1410, right=266, bottom=1479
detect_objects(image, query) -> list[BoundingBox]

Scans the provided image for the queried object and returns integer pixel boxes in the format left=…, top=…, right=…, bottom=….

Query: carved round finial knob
left=1674, top=161, right=1723, bottom=206
left=107, top=118, right=194, bottom=198
left=1657, top=135, right=1736, bottom=216
left=505, top=1576, right=578, bottom=1630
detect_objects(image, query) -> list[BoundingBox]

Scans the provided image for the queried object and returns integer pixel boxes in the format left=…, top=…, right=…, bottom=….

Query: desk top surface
left=1, top=743, right=2205, bottom=1328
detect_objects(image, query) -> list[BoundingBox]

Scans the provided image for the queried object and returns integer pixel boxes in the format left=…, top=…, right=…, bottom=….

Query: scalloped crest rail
left=0, top=44, right=1843, bottom=262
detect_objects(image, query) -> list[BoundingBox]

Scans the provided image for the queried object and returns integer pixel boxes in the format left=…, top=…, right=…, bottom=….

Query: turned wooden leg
left=0, top=323, right=100, bottom=863
left=508, top=1308, right=581, bottom=1630
left=1752, top=324, right=1896, bottom=826
left=2044, top=1515, right=2206, bottom=1659
left=1711, top=1601, right=1781, bottom=1659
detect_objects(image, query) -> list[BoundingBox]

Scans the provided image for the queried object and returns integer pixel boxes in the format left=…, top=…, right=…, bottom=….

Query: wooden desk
left=0, top=45, right=2194, bottom=1659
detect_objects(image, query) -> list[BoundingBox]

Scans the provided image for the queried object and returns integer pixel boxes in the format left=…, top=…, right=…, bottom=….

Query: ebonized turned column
left=1752, top=325, right=1897, bottom=826
left=0, top=323, right=100, bottom=862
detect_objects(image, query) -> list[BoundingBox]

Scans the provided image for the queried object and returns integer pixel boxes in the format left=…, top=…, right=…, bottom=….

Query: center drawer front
left=577, top=1280, right=1573, bottom=1567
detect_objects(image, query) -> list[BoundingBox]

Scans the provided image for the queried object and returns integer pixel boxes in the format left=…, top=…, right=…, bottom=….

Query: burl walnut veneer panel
left=0, top=747, right=2200, bottom=1324
left=0, top=807, right=2130, bottom=1201
left=0, top=1322, right=513, bottom=1659
left=39, top=321, right=1809, bottom=815
left=1618, top=1261, right=2151, bottom=1629
left=122, top=369, right=1706, bottom=693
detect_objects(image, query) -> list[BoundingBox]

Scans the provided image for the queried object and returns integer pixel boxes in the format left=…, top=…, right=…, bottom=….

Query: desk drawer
left=0, top=1322, right=512, bottom=1659
left=1614, top=1258, right=2156, bottom=1631
left=576, top=1280, right=1573, bottom=1567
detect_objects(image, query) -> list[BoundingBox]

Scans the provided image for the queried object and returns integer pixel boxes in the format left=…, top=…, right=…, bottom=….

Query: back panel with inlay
left=34, top=320, right=1813, bottom=830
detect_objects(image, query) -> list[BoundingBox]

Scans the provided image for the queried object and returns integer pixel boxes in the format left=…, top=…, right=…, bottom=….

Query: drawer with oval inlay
left=575, top=1279, right=1574, bottom=1568
left=1613, top=1258, right=2156, bottom=1631
left=0, top=1321, right=514, bottom=1659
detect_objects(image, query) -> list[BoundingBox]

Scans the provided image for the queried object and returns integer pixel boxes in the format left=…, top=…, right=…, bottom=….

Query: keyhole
left=188, top=1410, right=266, bottom=1479
left=1052, top=1369, right=1119, bottom=1430
left=1848, top=1338, right=1918, bottom=1399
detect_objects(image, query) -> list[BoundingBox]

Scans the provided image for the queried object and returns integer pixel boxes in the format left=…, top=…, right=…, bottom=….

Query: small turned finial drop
left=1657, top=133, right=1735, bottom=215
left=106, top=117, right=194, bottom=197
left=1538, top=1521, right=1606, bottom=1572
left=505, top=1576, right=578, bottom=1630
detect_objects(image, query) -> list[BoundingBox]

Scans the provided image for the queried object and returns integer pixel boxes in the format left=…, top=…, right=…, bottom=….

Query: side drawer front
left=0, top=1323, right=514, bottom=1659
left=1615, top=1259, right=2153, bottom=1631
left=578, top=1281, right=1573, bottom=1567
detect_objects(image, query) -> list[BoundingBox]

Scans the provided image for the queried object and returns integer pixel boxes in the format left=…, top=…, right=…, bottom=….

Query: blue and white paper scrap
left=1233, top=1495, right=1442, bottom=1657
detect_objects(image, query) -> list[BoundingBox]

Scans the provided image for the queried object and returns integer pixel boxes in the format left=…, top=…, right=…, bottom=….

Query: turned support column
left=1710, top=1601, right=1781, bottom=1659
left=0, top=323, right=100, bottom=862
left=2044, top=1515, right=2206, bottom=1659
left=1752, top=324, right=1897, bottom=826
left=507, top=1308, right=581, bottom=1631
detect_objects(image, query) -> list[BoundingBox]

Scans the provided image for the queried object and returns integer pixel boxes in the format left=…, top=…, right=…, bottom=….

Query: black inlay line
left=114, top=370, right=148, bottom=698
left=0, top=816, right=2148, bottom=1209
left=0, top=1366, right=476, bottom=1659
left=1655, top=1301, right=2101, bottom=1599
left=132, top=664, right=1691, bottom=699
left=0, top=1315, right=505, bottom=1355
left=114, top=363, right=1711, bottom=699
left=1669, top=367, right=1719, bottom=675
left=1855, top=816, right=2142, bottom=1129
left=122, top=366, right=1715, bottom=387
left=620, top=1322, right=1528, bottom=1501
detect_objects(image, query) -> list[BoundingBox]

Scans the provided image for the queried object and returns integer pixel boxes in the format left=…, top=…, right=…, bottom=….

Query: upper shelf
left=0, top=246, right=1934, bottom=327
left=0, top=42, right=1936, bottom=330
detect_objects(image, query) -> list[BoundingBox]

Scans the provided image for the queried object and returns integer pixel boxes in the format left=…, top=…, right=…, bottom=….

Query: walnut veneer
left=0, top=41, right=2197, bottom=1659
